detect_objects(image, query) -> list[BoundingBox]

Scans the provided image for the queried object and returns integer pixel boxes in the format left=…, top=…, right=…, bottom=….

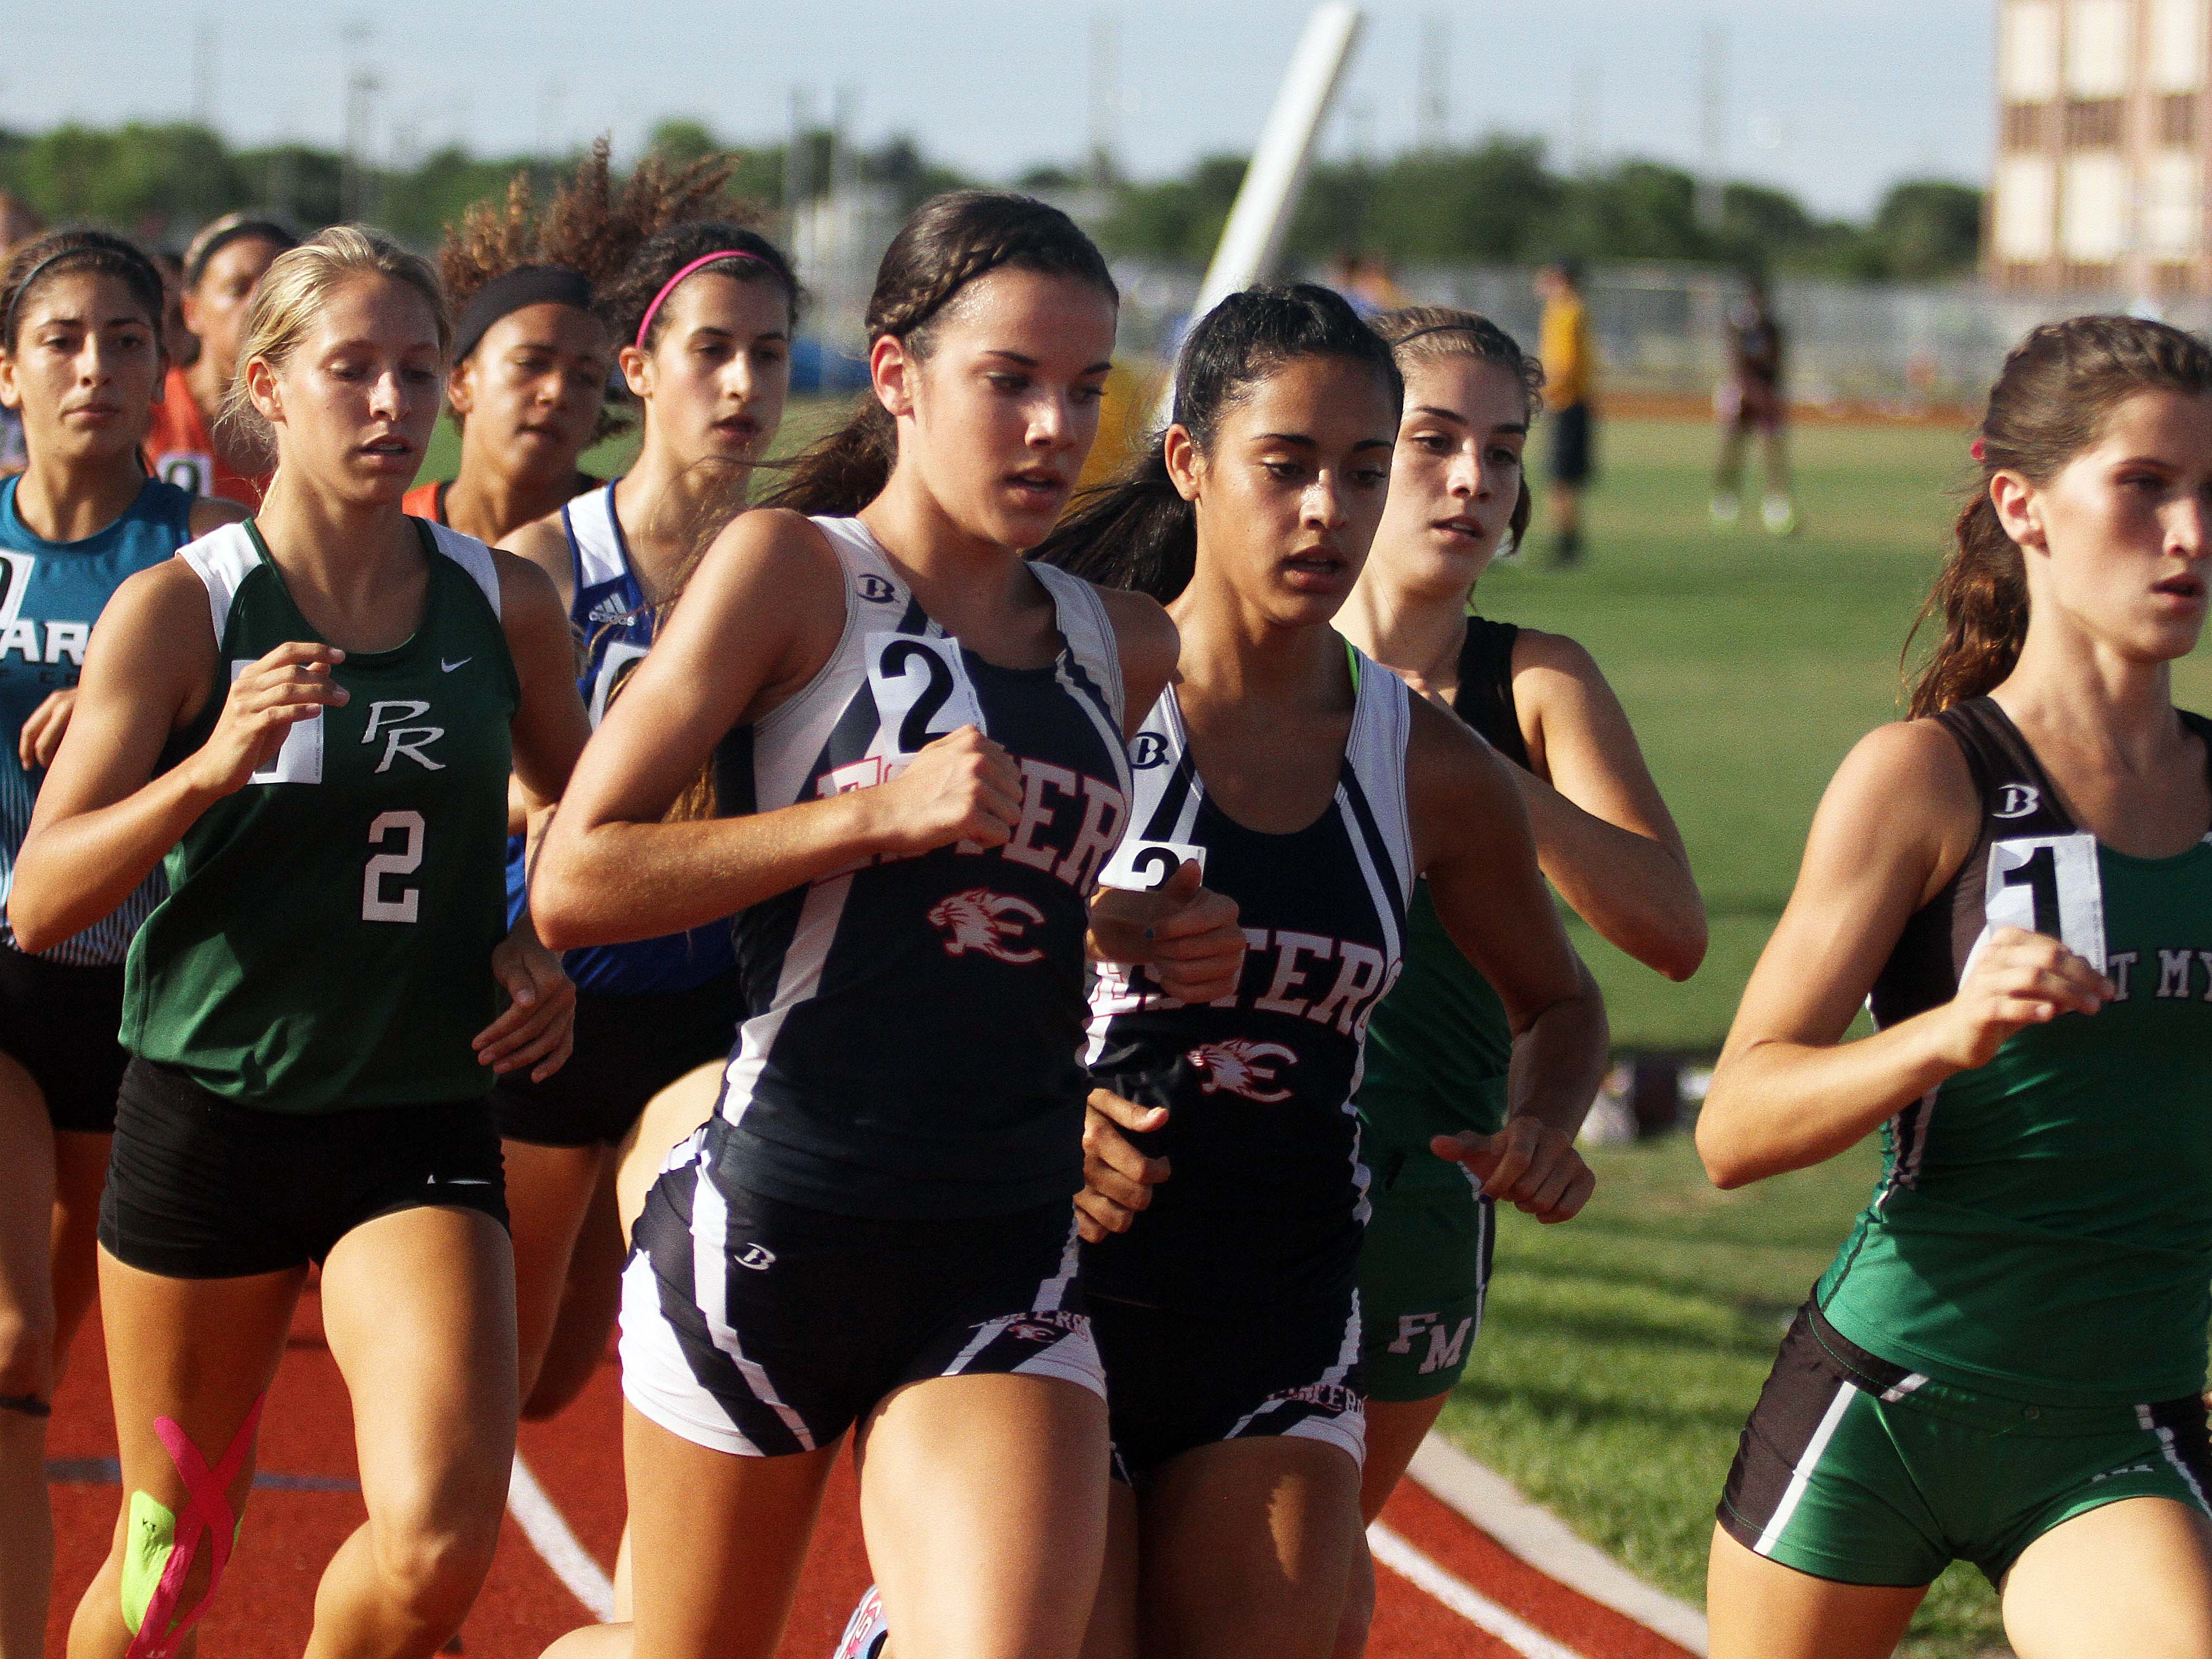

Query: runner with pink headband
left=496, top=216, right=798, bottom=1448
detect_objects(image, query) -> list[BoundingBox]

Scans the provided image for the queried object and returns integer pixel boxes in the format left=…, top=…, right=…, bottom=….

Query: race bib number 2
left=1098, top=838, right=1208, bottom=892
left=864, top=633, right=984, bottom=768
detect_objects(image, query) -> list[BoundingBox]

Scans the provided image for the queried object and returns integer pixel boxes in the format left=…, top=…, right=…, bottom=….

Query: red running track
left=45, top=1289, right=1699, bottom=1659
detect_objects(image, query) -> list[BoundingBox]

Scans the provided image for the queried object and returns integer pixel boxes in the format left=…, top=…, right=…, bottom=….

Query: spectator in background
left=1713, top=273, right=1798, bottom=536
left=0, top=195, right=44, bottom=479
left=1534, top=257, right=1595, bottom=566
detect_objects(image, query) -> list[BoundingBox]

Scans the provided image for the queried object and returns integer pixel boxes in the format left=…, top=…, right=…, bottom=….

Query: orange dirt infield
left=45, top=1288, right=1700, bottom=1659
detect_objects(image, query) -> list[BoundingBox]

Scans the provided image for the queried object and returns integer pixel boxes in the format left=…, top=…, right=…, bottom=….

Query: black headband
left=183, top=219, right=297, bottom=289
left=453, top=265, right=595, bottom=363
left=3, top=246, right=160, bottom=346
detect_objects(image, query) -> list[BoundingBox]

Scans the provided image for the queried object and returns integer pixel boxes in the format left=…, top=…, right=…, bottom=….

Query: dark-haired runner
left=534, top=191, right=1242, bottom=1659
left=1701, top=314, right=2212, bottom=1657
left=0, top=227, right=245, bottom=1659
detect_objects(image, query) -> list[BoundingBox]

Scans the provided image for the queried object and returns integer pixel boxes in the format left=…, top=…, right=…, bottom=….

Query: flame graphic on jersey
left=928, top=889, right=1048, bottom=964
left=1187, top=1039, right=1298, bottom=1103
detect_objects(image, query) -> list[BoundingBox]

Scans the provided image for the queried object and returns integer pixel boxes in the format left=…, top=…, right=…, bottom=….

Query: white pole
left=1151, top=3, right=1366, bottom=428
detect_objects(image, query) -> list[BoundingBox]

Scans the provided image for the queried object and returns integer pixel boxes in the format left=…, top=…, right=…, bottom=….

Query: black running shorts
left=1092, top=1286, right=1364, bottom=1486
left=0, top=943, right=128, bottom=1133
left=492, top=968, right=741, bottom=1148
left=622, top=1123, right=1103, bottom=1457
left=101, top=1058, right=508, bottom=1278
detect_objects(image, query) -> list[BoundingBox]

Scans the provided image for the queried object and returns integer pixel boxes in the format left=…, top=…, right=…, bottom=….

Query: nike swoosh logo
left=440, top=657, right=470, bottom=673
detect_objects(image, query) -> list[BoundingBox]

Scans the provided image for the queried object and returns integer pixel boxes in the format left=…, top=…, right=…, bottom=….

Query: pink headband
left=634, top=250, right=779, bottom=350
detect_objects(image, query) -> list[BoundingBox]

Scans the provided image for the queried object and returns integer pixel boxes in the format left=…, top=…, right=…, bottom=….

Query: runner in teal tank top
left=8, top=228, right=591, bottom=1659
left=1699, top=315, right=2212, bottom=1659
left=0, top=227, right=250, bottom=1658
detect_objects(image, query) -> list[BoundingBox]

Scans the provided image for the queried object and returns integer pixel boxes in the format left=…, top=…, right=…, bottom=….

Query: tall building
left=1991, top=0, right=2211, bottom=295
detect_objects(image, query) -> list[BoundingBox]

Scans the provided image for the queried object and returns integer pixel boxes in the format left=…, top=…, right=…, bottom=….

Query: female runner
left=0, top=229, right=246, bottom=1659
left=11, top=226, right=589, bottom=1659
left=496, top=214, right=797, bottom=1423
left=1039, top=284, right=1609, bottom=1659
left=1699, top=314, right=2212, bottom=1658
left=1329, top=305, right=1704, bottom=1652
left=407, top=140, right=741, bottom=546
left=144, top=213, right=297, bottom=507
left=530, top=190, right=1243, bottom=1659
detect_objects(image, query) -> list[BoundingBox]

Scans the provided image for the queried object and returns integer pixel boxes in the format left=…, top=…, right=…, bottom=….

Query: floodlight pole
left=1151, top=3, right=1366, bottom=430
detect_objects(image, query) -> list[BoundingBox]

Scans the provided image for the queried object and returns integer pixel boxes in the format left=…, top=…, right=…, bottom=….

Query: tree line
left=0, top=118, right=1981, bottom=282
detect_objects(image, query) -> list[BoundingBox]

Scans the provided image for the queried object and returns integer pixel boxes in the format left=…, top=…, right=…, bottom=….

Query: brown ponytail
left=1908, top=314, right=2212, bottom=717
left=763, top=190, right=1115, bottom=517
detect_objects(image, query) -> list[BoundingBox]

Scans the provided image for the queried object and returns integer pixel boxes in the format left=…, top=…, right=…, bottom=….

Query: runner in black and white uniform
left=532, top=192, right=1243, bottom=1659
left=1038, top=285, right=1608, bottom=1659
left=497, top=217, right=796, bottom=1422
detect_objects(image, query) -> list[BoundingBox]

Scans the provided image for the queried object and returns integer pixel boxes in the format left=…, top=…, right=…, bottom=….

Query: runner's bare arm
left=1697, top=720, right=2110, bottom=1188
left=1413, top=696, right=1607, bottom=1221
left=1510, top=627, right=1706, bottom=979
left=531, top=509, right=1022, bottom=949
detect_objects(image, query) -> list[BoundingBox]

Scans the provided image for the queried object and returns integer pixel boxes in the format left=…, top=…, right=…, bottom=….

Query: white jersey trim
left=176, top=520, right=260, bottom=644
left=562, top=483, right=627, bottom=594
left=426, top=520, right=503, bottom=620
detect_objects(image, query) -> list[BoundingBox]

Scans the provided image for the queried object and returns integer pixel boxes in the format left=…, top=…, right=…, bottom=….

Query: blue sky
left=5, top=1, right=1994, bottom=218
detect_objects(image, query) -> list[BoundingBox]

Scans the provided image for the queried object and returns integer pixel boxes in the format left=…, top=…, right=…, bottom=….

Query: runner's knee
left=1329, top=1542, right=1376, bottom=1659
left=0, top=1302, right=56, bottom=1405
left=367, top=1506, right=503, bottom=1626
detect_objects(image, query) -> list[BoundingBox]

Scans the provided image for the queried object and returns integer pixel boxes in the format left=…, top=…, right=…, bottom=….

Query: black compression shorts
left=0, top=943, right=128, bottom=1133
left=492, top=968, right=741, bottom=1148
left=101, top=1058, right=507, bottom=1278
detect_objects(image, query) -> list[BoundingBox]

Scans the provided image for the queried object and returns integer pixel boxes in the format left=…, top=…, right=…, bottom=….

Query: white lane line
left=1369, top=1522, right=1585, bottom=1659
left=1407, top=1436, right=1710, bottom=1655
left=509, top=1452, right=616, bottom=1622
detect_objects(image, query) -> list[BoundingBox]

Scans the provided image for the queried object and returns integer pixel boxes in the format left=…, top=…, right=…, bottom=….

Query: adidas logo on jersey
left=586, top=593, right=631, bottom=626
left=1187, top=1039, right=1297, bottom=1103
left=928, top=889, right=1048, bottom=964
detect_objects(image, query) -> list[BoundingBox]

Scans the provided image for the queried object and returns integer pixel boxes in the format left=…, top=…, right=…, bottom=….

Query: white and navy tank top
left=0, top=476, right=193, bottom=964
left=504, top=480, right=736, bottom=994
left=705, top=515, right=1132, bottom=1219
left=1082, top=647, right=1415, bottom=1311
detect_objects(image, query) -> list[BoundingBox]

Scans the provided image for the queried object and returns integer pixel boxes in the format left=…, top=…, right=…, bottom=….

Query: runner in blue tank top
left=1033, top=285, right=1608, bottom=1659
left=531, top=193, right=1245, bottom=1659
left=472, top=199, right=798, bottom=1420
left=0, top=229, right=246, bottom=1659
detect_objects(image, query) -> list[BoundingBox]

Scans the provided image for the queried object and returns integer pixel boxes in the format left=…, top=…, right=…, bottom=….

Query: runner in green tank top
left=1699, top=315, right=2212, bottom=1659
left=8, top=229, right=590, bottom=1659
left=1337, top=308, right=1704, bottom=1659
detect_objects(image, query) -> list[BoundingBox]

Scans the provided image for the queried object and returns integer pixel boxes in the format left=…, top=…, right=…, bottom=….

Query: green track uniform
left=1719, top=698, right=2212, bottom=1586
left=1355, top=619, right=1520, bottom=1403
left=122, top=519, right=519, bottom=1111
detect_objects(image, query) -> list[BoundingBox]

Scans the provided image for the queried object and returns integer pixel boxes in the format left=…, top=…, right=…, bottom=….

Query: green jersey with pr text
left=121, top=517, right=519, bottom=1112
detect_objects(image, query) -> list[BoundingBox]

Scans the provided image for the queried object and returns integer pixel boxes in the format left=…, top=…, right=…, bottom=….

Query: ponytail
left=761, top=397, right=897, bottom=517
left=1905, top=314, right=2212, bottom=717
left=1035, top=434, right=1196, bottom=602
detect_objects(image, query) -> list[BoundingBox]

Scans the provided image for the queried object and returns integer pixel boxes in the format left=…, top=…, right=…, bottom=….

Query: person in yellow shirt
left=1536, top=258, right=1596, bottom=566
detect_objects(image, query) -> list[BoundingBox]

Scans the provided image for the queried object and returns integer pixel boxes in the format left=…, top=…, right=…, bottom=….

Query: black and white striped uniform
left=1082, top=649, right=1414, bottom=1478
left=622, top=515, right=1132, bottom=1456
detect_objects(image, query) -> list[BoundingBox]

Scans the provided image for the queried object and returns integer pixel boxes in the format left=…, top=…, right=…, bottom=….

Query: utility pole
left=1697, top=21, right=1727, bottom=230
left=341, top=21, right=379, bottom=223
left=1417, top=11, right=1449, bottom=151
left=1089, top=11, right=1120, bottom=187
left=1570, top=56, right=1599, bottom=173
left=191, top=20, right=217, bottom=130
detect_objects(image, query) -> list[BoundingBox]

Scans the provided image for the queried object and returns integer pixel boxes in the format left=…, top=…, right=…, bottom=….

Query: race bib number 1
left=1982, top=833, right=2105, bottom=970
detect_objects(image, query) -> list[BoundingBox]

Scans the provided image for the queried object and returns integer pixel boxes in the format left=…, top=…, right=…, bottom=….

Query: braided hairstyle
left=1906, top=315, right=2212, bottom=717
left=1374, top=304, right=1544, bottom=548
left=763, top=191, right=1117, bottom=516
left=1035, top=283, right=1403, bottom=603
left=2, top=228, right=166, bottom=354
